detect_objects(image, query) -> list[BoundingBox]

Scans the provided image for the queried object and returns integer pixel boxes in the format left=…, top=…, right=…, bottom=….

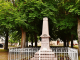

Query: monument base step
left=30, top=50, right=57, bottom=60
left=34, top=51, right=55, bottom=57
left=31, top=57, right=57, bottom=60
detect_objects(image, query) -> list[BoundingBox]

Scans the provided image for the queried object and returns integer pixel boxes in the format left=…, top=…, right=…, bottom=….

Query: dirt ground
left=0, top=52, right=8, bottom=60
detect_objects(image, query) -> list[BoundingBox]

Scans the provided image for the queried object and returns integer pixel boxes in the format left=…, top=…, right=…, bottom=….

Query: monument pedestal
left=31, top=50, right=57, bottom=60
left=30, top=17, right=57, bottom=60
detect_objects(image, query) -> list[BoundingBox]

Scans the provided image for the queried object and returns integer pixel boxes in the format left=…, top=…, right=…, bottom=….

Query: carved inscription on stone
left=42, top=38, right=49, bottom=43
left=43, top=34, right=47, bottom=37
left=42, top=43, right=49, bottom=48
left=42, top=38, right=46, bottom=42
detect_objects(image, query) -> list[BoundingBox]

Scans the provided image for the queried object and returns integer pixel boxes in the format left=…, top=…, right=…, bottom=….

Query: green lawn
left=0, top=49, right=8, bottom=52
left=73, top=45, right=78, bottom=49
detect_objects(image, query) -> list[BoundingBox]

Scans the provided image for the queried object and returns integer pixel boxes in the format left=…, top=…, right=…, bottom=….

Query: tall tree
left=0, top=1, right=16, bottom=49
left=56, top=0, right=77, bottom=47
left=14, top=0, right=58, bottom=47
left=66, top=0, right=80, bottom=55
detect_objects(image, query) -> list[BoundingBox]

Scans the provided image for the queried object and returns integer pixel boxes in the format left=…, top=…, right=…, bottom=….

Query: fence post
left=8, top=48, right=10, bottom=60
left=76, top=49, right=78, bottom=60
left=77, top=50, right=78, bottom=60
left=8, top=47, right=78, bottom=60
left=39, top=50, right=40, bottom=60
left=28, top=48, right=29, bottom=60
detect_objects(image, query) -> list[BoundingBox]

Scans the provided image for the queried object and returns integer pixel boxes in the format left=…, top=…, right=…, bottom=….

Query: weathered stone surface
left=31, top=17, right=57, bottom=60
left=40, top=17, right=50, bottom=38
left=31, top=58, right=57, bottom=60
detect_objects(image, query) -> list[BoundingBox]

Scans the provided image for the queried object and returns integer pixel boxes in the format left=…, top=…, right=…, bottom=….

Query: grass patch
left=73, top=45, right=78, bottom=49
left=0, top=49, right=8, bottom=52
left=79, top=56, right=80, bottom=60
left=8, top=45, right=17, bottom=47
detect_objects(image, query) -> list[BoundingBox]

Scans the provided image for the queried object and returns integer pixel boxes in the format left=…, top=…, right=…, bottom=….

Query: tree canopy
left=0, top=0, right=79, bottom=51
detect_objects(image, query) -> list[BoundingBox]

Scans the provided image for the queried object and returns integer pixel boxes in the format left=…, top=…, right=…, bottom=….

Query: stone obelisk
left=31, top=17, right=57, bottom=60
left=40, top=17, right=51, bottom=51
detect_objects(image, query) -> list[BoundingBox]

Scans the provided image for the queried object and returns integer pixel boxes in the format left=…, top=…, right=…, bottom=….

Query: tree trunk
left=67, top=39, right=69, bottom=47
left=71, top=34, right=73, bottom=48
left=12, top=0, right=15, bottom=6
left=21, top=27, right=26, bottom=48
left=4, top=31, right=8, bottom=50
left=19, top=39, right=20, bottom=45
left=67, top=37, right=69, bottom=47
left=11, top=42, right=12, bottom=46
left=26, top=36, right=28, bottom=47
left=30, top=34, right=33, bottom=47
left=64, top=39, right=66, bottom=47
left=8, top=0, right=10, bottom=2
left=34, top=33, right=37, bottom=47
left=77, top=18, right=80, bottom=55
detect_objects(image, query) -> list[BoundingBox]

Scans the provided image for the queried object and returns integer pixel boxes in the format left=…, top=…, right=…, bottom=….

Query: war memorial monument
left=31, top=17, right=57, bottom=60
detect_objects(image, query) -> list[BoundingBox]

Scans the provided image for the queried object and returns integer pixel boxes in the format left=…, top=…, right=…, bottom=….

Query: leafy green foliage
left=0, top=1, right=16, bottom=30
left=0, top=0, right=78, bottom=43
left=9, top=31, right=21, bottom=43
left=54, top=0, right=78, bottom=40
left=13, top=0, right=58, bottom=39
left=65, top=0, right=80, bottom=16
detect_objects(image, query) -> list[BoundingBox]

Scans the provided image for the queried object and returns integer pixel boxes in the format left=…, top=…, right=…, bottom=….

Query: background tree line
left=0, top=0, right=80, bottom=55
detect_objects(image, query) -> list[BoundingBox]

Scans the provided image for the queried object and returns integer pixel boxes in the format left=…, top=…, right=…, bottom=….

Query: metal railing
left=68, top=47, right=78, bottom=60
left=8, top=47, right=78, bottom=60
